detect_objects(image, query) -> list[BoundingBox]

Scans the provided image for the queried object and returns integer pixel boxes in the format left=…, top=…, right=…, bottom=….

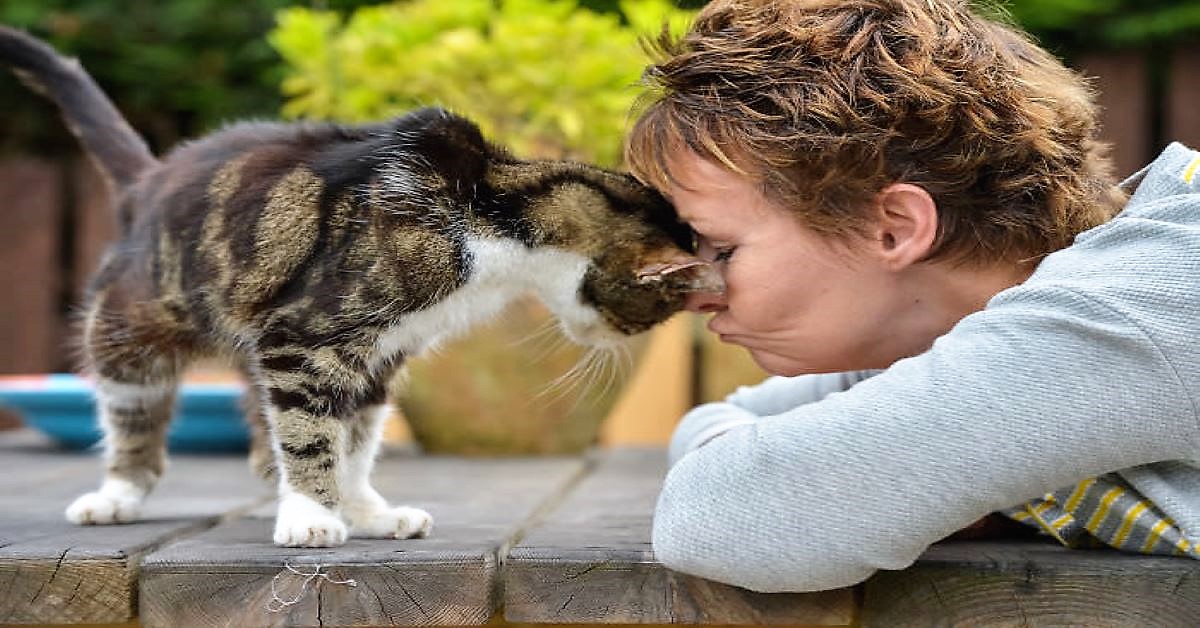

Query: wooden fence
left=1, top=44, right=1197, bottom=397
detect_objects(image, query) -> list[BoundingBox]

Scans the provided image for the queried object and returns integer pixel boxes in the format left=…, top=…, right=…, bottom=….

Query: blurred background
left=0, top=0, right=1197, bottom=452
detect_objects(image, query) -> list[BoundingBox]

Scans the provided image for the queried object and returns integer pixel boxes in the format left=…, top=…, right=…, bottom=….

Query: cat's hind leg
left=340, top=404, right=433, bottom=540
left=66, top=300, right=182, bottom=525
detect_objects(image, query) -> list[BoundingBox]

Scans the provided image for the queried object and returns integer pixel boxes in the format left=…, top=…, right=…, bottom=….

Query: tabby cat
left=0, top=26, right=720, bottom=547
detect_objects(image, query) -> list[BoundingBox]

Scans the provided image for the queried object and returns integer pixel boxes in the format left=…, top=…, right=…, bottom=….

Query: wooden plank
left=1077, top=51, right=1152, bottom=179
left=70, top=155, right=119, bottom=299
left=0, top=158, right=64, bottom=374
left=505, top=448, right=856, bottom=625
left=861, top=540, right=1200, bottom=627
left=0, top=428, right=99, bottom=490
left=140, top=454, right=587, bottom=627
left=1166, top=44, right=1200, bottom=150
left=0, top=431, right=267, bottom=625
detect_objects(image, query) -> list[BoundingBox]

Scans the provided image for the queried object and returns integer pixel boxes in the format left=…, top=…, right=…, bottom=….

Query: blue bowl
left=0, top=374, right=249, bottom=452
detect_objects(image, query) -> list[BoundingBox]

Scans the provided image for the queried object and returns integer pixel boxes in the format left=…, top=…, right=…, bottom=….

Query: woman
left=625, top=0, right=1200, bottom=593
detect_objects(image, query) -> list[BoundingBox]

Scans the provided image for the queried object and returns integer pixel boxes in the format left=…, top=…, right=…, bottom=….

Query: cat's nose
left=685, top=290, right=727, bottom=313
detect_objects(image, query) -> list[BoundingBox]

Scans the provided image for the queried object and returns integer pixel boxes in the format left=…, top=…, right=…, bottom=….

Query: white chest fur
left=370, top=236, right=593, bottom=371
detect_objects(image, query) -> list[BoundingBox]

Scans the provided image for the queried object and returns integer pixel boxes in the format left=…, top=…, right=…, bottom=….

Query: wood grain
left=505, top=448, right=856, bottom=625
left=140, top=454, right=586, bottom=627
left=0, top=158, right=64, bottom=374
left=1077, top=51, right=1152, bottom=179
left=0, top=432, right=266, bottom=625
left=70, top=156, right=119, bottom=299
left=861, top=540, right=1200, bottom=627
left=1166, top=44, right=1200, bottom=150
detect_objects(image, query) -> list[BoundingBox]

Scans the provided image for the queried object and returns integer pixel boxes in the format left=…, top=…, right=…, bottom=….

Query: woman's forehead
left=665, top=154, right=780, bottom=226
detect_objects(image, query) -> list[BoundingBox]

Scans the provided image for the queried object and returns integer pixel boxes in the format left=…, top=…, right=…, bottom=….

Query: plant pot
left=0, top=373, right=248, bottom=452
left=394, top=297, right=648, bottom=455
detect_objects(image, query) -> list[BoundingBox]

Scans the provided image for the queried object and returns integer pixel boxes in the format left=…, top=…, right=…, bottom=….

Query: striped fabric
left=1002, top=474, right=1200, bottom=557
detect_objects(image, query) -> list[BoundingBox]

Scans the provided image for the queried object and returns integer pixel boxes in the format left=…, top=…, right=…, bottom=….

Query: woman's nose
left=685, top=290, right=728, bottom=313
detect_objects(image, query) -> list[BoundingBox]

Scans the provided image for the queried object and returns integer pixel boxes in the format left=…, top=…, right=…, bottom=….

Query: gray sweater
left=654, top=142, right=1200, bottom=593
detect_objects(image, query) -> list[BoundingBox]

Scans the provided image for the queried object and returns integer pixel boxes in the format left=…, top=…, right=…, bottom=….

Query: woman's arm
left=653, top=286, right=1197, bottom=593
left=668, top=371, right=882, bottom=465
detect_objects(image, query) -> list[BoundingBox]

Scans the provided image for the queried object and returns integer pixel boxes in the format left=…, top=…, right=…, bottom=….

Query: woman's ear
left=636, top=256, right=726, bottom=293
left=871, top=183, right=938, bottom=270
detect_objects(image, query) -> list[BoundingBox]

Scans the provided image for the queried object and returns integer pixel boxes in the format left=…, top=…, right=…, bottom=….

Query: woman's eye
left=713, top=247, right=735, bottom=263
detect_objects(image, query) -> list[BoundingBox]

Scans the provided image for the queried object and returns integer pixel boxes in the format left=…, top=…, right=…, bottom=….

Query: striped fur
left=4, top=26, right=719, bottom=547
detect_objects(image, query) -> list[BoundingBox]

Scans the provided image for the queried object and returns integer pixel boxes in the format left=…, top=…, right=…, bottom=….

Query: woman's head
left=626, top=0, right=1126, bottom=266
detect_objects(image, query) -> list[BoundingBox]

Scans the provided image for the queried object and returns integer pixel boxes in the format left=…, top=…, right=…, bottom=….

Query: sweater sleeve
left=667, top=371, right=882, bottom=466
left=652, top=285, right=1198, bottom=593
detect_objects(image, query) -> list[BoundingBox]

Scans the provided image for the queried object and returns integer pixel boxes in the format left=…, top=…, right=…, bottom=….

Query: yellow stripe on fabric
left=1085, top=486, right=1126, bottom=532
left=1184, top=155, right=1200, bottom=184
left=1065, top=478, right=1096, bottom=511
left=1174, top=537, right=1193, bottom=556
left=1051, top=513, right=1075, bottom=529
left=1143, top=519, right=1172, bottom=553
left=1012, top=499, right=1055, bottom=522
left=1112, top=501, right=1149, bottom=547
left=1025, top=503, right=1070, bottom=547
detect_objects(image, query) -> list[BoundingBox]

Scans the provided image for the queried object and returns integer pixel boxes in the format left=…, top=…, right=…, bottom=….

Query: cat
left=0, top=25, right=721, bottom=547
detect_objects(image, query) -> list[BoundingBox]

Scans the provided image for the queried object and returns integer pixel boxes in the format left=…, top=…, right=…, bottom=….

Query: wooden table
left=2, top=429, right=1198, bottom=627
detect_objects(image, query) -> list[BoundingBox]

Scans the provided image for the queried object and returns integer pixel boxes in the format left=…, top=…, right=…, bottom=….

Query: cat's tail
left=0, top=25, right=157, bottom=192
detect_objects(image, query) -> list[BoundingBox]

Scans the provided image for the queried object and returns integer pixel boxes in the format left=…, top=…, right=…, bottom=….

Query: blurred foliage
left=3, top=0, right=1196, bottom=158
left=269, top=0, right=696, bottom=166
left=0, top=0, right=378, bottom=154
left=993, top=0, right=1200, bottom=54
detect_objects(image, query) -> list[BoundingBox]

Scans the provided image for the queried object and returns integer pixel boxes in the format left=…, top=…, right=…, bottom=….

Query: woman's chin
left=746, top=347, right=863, bottom=377
left=746, top=348, right=807, bottom=377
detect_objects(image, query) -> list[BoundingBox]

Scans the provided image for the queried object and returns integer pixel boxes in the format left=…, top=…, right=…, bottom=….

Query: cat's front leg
left=269, top=408, right=348, bottom=547
left=255, top=366, right=353, bottom=547
left=340, top=404, right=433, bottom=540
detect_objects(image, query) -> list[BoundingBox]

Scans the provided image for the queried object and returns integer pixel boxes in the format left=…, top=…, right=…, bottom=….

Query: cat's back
left=135, top=119, right=388, bottom=213
left=125, top=108, right=485, bottom=228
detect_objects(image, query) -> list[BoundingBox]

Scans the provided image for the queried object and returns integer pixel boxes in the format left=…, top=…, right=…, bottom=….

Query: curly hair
left=626, top=0, right=1127, bottom=264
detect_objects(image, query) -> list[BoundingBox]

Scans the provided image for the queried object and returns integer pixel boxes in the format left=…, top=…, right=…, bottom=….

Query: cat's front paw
left=348, top=505, right=434, bottom=540
left=273, top=493, right=348, bottom=547
left=65, top=480, right=144, bottom=524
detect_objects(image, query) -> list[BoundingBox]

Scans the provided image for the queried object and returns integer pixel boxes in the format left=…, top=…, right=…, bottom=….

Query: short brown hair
left=626, top=0, right=1126, bottom=264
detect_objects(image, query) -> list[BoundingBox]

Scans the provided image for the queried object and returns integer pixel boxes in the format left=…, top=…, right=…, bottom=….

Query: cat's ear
left=636, top=257, right=725, bottom=293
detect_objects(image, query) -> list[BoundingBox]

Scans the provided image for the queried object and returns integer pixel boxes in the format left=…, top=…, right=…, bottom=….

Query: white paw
left=65, top=479, right=144, bottom=524
left=347, top=505, right=433, bottom=539
left=273, top=493, right=348, bottom=547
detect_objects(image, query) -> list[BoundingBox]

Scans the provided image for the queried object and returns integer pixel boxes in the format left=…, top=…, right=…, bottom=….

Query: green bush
left=997, top=0, right=1200, bottom=54
left=269, top=0, right=695, bottom=166
left=0, top=0, right=377, bottom=154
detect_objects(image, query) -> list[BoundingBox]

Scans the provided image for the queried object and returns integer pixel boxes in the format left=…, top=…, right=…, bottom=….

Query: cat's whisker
left=597, top=346, right=625, bottom=404
left=528, top=333, right=573, bottom=365
left=584, top=347, right=617, bottom=404
left=552, top=347, right=605, bottom=414
left=537, top=345, right=600, bottom=403
left=581, top=347, right=611, bottom=404
left=510, top=317, right=560, bottom=349
left=565, top=348, right=602, bottom=400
